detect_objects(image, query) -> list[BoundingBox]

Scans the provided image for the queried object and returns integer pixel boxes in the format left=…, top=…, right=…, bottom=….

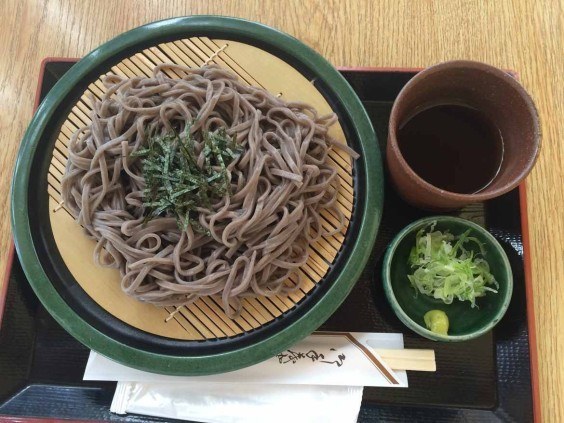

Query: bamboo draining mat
left=48, top=38, right=354, bottom=340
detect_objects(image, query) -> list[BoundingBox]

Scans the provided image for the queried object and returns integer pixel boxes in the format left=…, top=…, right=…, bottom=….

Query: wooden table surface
left=0, top=0, right=562, bottom=420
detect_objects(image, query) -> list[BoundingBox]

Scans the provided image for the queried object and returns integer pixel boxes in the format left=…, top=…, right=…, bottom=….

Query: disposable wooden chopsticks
left=373, top=348, right=436, bottom=372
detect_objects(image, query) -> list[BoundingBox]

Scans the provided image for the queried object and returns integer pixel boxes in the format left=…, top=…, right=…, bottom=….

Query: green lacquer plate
left=11, top=16, right=383, bottom=375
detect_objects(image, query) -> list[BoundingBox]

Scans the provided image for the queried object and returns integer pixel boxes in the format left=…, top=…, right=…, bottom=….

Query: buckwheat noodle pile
left=62, top=64, right=358, bottom=318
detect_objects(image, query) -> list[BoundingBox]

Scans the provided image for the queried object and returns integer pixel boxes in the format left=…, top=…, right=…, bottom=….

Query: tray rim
left=0, top=59, right=540, bottom=422
left=9, top=17, right=383, bottom=376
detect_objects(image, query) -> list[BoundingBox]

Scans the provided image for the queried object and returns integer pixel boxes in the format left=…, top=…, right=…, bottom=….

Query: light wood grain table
left=0, top=1, right=562, bottom=421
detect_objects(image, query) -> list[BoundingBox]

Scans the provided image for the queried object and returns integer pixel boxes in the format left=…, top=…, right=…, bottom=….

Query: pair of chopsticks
left=312, top=332, right=436, bottom=372
left=372, top=348, right=436, bottom=372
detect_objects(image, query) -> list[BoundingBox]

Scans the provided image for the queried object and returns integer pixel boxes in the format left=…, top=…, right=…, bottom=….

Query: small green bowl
left=382, top=216, right=513, bottom=342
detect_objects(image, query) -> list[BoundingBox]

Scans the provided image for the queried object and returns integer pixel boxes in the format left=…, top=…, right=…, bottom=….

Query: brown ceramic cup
left=387, top=60, right=540, bottom=210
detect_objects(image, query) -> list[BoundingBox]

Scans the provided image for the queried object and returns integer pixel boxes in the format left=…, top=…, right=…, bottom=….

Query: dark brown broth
left=398, top=104, right=503, bottom=194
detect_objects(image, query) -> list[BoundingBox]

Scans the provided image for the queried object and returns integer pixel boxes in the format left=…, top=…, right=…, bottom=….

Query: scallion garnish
left=407, top=222, right=498, bottom=307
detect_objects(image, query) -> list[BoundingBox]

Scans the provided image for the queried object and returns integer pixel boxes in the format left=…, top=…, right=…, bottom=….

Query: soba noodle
left=61, top=64, right=358, bottom=318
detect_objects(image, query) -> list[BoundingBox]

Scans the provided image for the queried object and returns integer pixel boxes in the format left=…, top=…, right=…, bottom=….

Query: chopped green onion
left=407, top=222, right=498, bottom=307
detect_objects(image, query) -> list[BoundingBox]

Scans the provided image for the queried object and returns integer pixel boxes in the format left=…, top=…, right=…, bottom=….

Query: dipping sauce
left=398, top=104, right=504, bottom=194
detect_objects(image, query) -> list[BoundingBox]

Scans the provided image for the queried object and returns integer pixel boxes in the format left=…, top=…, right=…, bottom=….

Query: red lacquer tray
left=0, top=59, right=540, bottom=422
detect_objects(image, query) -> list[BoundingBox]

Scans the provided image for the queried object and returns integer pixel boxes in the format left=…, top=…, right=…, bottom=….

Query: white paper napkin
left=111, top=382, right=364, bottom=423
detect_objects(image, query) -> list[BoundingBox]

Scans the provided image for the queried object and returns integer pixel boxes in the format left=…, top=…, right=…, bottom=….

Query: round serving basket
left=11, top=16, right=383, bottom=375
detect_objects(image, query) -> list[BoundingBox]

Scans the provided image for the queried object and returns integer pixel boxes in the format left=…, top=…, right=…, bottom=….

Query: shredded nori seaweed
left=132, top=126, right=242, bottom=232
